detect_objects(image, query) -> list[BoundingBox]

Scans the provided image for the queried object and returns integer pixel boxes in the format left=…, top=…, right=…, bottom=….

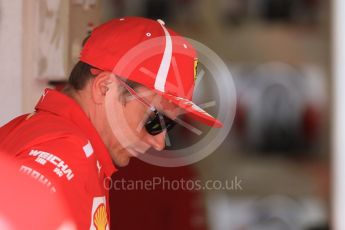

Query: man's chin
left=113, top=156, right=131, bottom=167
left=111, top=149, right=133, bottom=167
left=112, top=148, right=141, bottom=167
left=110, top=148, right=144, bottom=167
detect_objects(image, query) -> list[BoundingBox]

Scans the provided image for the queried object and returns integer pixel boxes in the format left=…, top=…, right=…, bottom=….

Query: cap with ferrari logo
left=80, top=16, right=222, bottom=128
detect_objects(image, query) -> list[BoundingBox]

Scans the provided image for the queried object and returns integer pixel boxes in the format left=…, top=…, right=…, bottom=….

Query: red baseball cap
left=80, top=17, right=222, bottom=128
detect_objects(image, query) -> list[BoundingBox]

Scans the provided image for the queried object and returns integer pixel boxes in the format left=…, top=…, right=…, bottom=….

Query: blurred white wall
left=0, top=1, right=23, bottom=125
left=333, top=0, right=345, bottom=229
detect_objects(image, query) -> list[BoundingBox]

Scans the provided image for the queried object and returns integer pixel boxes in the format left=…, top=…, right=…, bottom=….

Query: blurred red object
left=0, top=153, right=76, bottom=230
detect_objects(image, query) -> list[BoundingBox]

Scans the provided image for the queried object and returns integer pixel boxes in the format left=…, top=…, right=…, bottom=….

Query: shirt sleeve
left=14, top=137, right=95, bottom=229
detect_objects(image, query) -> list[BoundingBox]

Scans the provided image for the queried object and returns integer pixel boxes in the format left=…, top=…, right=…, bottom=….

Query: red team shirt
left=0, top=89, right=117, bottom=230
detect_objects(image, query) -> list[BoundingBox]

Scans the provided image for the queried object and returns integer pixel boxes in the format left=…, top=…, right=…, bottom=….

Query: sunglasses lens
left=145, top=112, right=176, bottom=135
left=163, top=116, right=176, bottom=131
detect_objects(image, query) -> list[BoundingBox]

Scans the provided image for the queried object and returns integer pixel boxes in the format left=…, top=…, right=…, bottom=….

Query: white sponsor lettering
left=28, top=150, right=74, bottom=181
left=19, top=165, right=57, bottom=193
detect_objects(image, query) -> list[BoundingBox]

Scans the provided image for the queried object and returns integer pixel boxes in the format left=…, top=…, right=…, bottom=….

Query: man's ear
left=90, top=71, right=118, bottom=104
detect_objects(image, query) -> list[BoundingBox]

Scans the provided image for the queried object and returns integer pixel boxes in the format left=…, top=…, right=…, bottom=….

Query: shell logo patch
left=194, top=58, right=198, bottom=82
left=93, top=204, right=108, bottom=230
left=90, top=196, right=109, bottom=230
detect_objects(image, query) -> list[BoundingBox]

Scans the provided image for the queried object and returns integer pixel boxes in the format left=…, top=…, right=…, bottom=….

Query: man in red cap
left=0, top=17, right=221, bottom=229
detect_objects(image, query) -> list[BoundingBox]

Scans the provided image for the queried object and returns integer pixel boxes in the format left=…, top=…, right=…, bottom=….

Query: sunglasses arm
left=117, top=78, right=156, bottom=112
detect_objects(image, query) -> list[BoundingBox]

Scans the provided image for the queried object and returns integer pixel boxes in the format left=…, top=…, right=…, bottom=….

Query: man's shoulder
left=26, top=110, right=86, bottom=137
left=0, top=111, right=90, bottom=157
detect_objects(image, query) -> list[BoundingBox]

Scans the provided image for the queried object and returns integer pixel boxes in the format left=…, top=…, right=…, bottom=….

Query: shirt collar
left=35, top=88, right=117, bottom=176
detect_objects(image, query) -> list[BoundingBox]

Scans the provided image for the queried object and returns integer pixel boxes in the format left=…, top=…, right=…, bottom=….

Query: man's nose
left=144, top=130, right=167, bottom=151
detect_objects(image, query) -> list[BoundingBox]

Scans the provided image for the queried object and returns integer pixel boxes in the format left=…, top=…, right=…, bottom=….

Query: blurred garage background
left=0, top=0, right=333, bottom=229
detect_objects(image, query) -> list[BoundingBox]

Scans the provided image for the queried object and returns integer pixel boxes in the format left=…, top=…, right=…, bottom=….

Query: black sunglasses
left=117, top=78, right=177, bottom=136
left=145, top=109, right=177, bottom=135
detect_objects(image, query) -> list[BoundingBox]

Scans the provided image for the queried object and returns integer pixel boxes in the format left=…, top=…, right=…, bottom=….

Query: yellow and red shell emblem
left=194, top=58, right=198, bottom=82
left=93, top=204, right=108, bottom=230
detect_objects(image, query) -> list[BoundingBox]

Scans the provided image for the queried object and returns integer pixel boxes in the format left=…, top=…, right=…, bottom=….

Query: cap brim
left=155, top=91, right=223, bottom=128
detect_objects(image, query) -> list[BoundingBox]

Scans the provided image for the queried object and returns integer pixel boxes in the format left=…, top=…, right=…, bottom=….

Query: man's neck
left=62, top=86, right=91, bottom=118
